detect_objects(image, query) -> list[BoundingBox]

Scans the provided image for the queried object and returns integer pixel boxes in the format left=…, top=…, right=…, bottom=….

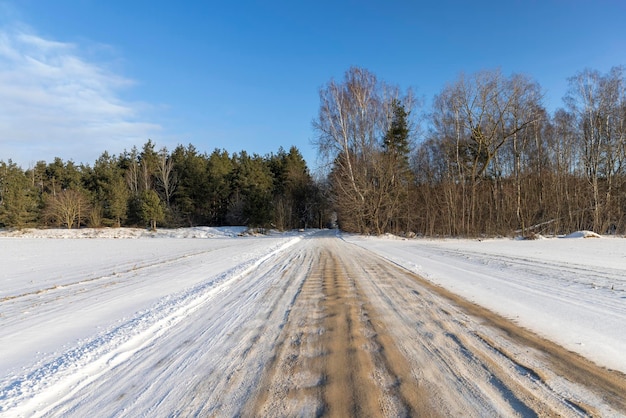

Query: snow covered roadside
left=0, top=226, right=250, bottom=239
left=344, top=233, right=626, bottom=374
left=0, top=228, right=306, bottom=415
left=1, top=228, right=624, bottom=415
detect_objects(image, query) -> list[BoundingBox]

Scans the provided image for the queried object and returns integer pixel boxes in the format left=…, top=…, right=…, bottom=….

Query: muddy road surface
left=245, top=233, right=626, bottom=417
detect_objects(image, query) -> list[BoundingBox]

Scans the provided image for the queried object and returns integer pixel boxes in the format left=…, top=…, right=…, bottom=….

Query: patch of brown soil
left=245, top=235, right=626, bottom=416
left=247, top=246, right=439, bottom=417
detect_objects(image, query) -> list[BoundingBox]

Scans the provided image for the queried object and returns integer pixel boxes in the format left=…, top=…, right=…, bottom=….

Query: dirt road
left=246, top=233, right=626, bottom=417
left=5, top=232, right=625, bottom=417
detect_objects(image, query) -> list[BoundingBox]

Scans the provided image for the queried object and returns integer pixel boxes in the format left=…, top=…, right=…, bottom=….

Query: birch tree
left=565, top=67, right=626, bottom=232
left=155, top=147, right=177, bottom=209
left=313, top=67, right=415, bottom=234
left=430, top=69, right=543, bottom=234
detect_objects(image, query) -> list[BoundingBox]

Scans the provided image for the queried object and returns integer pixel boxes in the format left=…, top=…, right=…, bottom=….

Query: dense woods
left=315, top=66, right=626, bottom=236
left=0, top=143, right=326, bottom=231
left=2, top=65, right=626, bottom=236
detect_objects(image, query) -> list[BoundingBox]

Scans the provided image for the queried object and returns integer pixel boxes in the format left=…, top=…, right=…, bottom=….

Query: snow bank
left=561, top=230, right=602, bottom=239
left=0, top=226, right=251, bottom=239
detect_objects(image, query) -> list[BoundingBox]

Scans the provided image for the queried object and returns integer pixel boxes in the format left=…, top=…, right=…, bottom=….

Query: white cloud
left=0, top=26, right=162, bottom=167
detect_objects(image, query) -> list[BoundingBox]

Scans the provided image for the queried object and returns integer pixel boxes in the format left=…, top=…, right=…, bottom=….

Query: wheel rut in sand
left=245, top=234, right=626, bottom=417
left=247, top=243, right=437, bottom=417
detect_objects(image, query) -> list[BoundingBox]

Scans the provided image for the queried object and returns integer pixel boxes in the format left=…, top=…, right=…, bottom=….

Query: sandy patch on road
left=247, top=236, right=626, bottom=417
left=248, top=245, right=439, bottom=417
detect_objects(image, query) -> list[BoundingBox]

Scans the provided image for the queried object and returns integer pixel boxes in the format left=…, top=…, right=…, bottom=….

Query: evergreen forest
left=0, top=143, right=326, bottom=231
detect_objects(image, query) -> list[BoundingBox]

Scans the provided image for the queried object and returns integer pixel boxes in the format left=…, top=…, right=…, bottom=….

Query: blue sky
left=1, top=0, right=624, bottom=170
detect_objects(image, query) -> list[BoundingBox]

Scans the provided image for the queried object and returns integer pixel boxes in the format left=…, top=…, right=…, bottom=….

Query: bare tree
left=45, top=189, right=90, bottom=229
left=313, top=67, right=415, bottom=234
left=429, top=69, right=543, bottom=235
left=155, top=147, right=177, bottom=208
left=125, top=147, right=140, bottom=195
left=565, top=67, right=626, bottom=232
left=527, top=108, right=585, bottom=234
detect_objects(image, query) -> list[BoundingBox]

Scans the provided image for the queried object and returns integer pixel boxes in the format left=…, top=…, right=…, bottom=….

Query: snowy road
left=1, top=230, right=625, bottom=416
left=345, top=234, right=626, bottom=374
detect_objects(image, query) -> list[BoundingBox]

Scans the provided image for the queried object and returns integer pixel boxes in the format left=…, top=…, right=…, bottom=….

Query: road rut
left=11, top=233, right=625, bottom=417
left=246, top=234, right=626, bottom=417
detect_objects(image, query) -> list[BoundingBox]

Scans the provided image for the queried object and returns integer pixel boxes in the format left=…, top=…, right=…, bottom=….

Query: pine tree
left=0, top=161, right=39, bottom=228
left=170, top=144, right=209, bottom=226
left=141, top=189, right=164, bottom=231
left=383, top=99, right=411, bottom=171
left=87, top=152, right=129, bottom=227
left=381, top=99, right=413, bottom=234
left=207, top=149, right=234, bottom=225
left=269, top=146, right=315, bottom=230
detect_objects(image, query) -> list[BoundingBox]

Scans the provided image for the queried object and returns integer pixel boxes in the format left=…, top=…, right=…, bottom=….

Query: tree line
left=3, top=65, right=626, bottom=236
left=315, top=66, right=626, bottom=236
left=0, top=142, right=327, bottom=231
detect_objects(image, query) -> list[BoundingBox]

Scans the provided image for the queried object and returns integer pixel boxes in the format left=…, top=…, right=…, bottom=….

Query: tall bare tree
left=565, top=67, right=626, bottom=232
left=155, top=147, right=177, bottom=209
left=429, top=69, right=543, bottom=235
left=313, top=67, right=415, bottom=234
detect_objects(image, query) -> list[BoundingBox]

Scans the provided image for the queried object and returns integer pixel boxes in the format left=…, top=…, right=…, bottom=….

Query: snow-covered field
left=345, top=232, right=626, bottom=375
left=0, top=227, right=625, bottom=416
left=0, top=227, right=306, bottom=416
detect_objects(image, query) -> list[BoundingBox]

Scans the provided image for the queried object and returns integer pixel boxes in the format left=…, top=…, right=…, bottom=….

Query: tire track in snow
left=341, top=240, right=626, bottom=416
left=4, top=232, right=625, bottom=416
left=348, top=237, right=626, bottom=374
left=0, top=236, right=303, bottom=417
left=426, top=246, right=626, bottom=312
left=252, top=235, right=626, bottom=417
left=0, top=248, right=221, bottom=303
left=249, top=238, right=438, bottom=417
left=53, top=236, right=316, bottom=417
